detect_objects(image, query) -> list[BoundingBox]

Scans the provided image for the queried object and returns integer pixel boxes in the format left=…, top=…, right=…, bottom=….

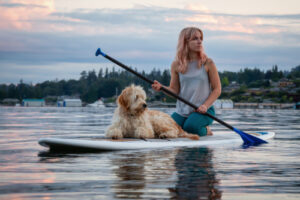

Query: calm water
left=0, top=106, right=299, bottom=200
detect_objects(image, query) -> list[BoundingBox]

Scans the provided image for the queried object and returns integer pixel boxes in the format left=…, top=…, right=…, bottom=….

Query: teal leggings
left=171, top=106, right=215, bottom=136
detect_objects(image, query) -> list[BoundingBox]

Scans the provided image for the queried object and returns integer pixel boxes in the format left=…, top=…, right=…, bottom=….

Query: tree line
left=0, top=65, right=299, bottom=103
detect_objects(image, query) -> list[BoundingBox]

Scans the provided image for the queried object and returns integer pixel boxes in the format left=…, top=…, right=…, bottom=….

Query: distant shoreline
left=148, top=102, right=296, bottom=109
left=1, top=102, right=297, bottom=109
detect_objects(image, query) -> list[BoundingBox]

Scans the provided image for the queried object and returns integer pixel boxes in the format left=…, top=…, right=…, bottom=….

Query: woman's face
left=188, top=31, right=203, bottom=52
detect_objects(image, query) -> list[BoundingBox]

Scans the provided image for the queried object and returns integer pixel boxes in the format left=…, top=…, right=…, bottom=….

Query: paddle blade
left=233, top=127, right=268, bottom=146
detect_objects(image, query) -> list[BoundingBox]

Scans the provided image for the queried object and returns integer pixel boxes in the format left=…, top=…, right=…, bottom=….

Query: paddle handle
left=96, top=49, right=234, bottom=130
left=101, top=52, right=154, bottom=85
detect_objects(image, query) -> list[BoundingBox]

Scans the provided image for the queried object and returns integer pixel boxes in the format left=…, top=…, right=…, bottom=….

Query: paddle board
left=38, top=131, right=275, bottom=152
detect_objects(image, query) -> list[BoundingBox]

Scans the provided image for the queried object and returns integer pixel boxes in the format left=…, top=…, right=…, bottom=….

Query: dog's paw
left=111, top=135, right=122, bottom=140
left=159, top=134, right=168, bottom=139
left=106, top=128, right=123, bottom=139
left=134, top=127, right=154, bottom=139
left=158, top=131, right=177, bottom=139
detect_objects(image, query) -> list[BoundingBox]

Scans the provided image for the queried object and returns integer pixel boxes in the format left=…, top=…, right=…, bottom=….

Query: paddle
left=95, top=48, right=267, bottom=146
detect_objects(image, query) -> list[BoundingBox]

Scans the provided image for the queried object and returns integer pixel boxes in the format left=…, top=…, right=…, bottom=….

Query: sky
left=0, top=0, right=299, bottom=84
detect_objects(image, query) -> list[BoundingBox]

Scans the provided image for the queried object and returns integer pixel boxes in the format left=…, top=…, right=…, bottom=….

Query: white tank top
left=176, top=61, right=211, bottom=117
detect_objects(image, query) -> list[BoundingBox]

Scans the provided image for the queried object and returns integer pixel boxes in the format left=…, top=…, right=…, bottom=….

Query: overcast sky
left=1, top=0, right=299, bottom=84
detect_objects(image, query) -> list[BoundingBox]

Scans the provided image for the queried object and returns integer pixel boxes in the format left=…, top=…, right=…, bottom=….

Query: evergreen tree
left=0, top=65, right=298, bottom=103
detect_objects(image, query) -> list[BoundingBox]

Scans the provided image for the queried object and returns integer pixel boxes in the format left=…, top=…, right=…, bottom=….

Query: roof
left=63, top=99, right=82, bottom=102
left=22, top=99, right=45, bottom=102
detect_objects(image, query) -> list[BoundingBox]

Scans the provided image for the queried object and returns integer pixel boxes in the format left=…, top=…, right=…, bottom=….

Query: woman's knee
left=171, top=112, right=186, bottom=127
left=183, top=123, right=207, bottom=136
left=182, top=122, right=197, bottom=133
left=182, top=114, right=204, bottom=133
left=182, top=109, right=215, bottom=135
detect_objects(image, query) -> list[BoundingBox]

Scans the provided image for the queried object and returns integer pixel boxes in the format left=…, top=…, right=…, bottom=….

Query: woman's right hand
left=152, top=80, right=162, bottom=92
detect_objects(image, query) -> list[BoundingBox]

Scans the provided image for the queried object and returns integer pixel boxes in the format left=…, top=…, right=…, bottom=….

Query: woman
left=152, top=27, right=221, bottom=136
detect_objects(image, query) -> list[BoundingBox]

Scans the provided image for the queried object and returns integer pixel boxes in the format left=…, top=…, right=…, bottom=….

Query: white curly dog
left=106, top=85, right=200, bottom=140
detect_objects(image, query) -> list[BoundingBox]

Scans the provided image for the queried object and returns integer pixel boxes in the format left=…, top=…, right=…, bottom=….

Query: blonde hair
left=175, top=27, right=208, bottom=73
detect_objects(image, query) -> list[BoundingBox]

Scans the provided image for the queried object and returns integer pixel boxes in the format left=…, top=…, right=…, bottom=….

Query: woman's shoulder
left=205, top=58, right=214, bottom=65
left=171, top=60, right=180, bottom=67
left=171, top=60, right=180, bottom=73
left=204, top=58, right=217, bottom=72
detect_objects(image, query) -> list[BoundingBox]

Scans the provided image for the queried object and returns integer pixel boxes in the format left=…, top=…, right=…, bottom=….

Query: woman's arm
left=152, top=61, right=180, bottom=95
left=197, top=59, right=221, bottom=113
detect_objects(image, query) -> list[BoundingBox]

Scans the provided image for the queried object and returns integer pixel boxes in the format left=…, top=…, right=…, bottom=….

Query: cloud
left=52, top=7, right=300, bottom=41
left=1, top=2, right=299, bottom=38
left=0, top=0, right=55, bottom=30
left=0, top=3, right=299, bottom=84
left=0, top=3, right=46, bottom=8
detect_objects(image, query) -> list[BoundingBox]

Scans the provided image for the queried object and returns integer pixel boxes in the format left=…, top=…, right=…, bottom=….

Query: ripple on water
left=0, top=107, right=299, bottom=199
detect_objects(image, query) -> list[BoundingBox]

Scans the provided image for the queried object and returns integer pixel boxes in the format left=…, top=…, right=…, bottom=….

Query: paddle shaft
left=101, top=53, right=235, bottom=131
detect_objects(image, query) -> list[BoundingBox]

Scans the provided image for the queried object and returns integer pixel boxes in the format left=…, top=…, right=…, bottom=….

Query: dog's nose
left=143, top=103, right=147, bottom=108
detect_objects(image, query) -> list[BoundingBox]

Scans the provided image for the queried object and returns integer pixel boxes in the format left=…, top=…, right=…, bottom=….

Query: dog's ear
left=118, top=91, right=129, bottom=110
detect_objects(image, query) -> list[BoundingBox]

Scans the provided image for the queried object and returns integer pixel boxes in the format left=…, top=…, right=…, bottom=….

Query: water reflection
left=109, top=147, right=222, bottom=199
left=38, top=151, right=80, bottom=163
left=110, top=150, right=178, bottom=199
left=170, top=147, right=222, bottom=199
left=0, top=107, right=299, bottom=199
left=111, top=152, right=146, bottom=199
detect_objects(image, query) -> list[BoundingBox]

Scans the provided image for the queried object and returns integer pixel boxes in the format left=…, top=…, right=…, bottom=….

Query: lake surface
left=0, top=106, right=299, bottom=200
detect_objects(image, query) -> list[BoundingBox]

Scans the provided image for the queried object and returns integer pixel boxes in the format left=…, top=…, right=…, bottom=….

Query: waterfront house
left=22, top=99, right=45, bottom=107
left=222, top=81, right=241, bottom=93
left=1, top=98, right=20, bottom=106
left=213, top=99, right=234, bottom=109
left=57, top=99, right=82, bottom=107
left=278, top=79, right=295, bottom=88
left=247, top=88, right=262, bottom=95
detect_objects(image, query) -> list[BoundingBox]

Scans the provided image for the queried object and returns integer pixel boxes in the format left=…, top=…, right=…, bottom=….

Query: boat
left=86, top=99, right=105, bottom=108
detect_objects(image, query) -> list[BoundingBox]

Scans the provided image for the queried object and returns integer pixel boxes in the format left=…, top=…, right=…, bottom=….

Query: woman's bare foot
left=206, top=126, right=213, bottom=136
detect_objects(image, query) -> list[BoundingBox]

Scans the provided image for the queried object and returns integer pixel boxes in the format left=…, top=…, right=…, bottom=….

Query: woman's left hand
left=197, top=105, right=208, bottom=114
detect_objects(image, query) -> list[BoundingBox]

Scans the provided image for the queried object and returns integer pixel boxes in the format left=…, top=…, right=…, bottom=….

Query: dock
left=234, top=103, right=294, bottom=109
